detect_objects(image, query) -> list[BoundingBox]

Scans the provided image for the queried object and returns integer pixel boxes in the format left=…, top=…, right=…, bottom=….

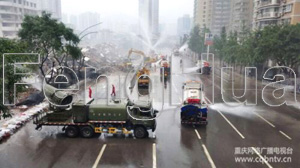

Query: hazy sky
left=61, top=0, right=194, bottom=23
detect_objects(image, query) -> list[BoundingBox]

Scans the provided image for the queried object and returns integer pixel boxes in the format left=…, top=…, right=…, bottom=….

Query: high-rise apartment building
left=177, top=14, right=192, bottom=37
left=0, top=0, right=39, bottom=38
left=229, top=0, right=254, bottom=34
left=194, top=0, right=231, bottom=36
left=78, top=12, right=100, bottom=32
left=194, top=0, right=213, bottom=30
left=138, top=0, right=159, bottom=39
left=210, top=0, right=231, bottom=35
left=38, top=0, right=61, bottom=20
left=253, top=0, right=300, bottom=30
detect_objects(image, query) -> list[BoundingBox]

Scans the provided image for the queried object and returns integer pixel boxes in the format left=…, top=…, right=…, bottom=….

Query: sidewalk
left=0, top=103, right=48, bottom=142
left=187, top=52, right=300, bottom=103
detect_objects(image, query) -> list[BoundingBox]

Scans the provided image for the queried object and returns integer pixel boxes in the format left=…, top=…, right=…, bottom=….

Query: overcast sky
left=61, top=0, right=194, bottom=23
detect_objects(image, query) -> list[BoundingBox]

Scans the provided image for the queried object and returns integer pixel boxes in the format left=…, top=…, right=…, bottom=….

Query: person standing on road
left=111, top=84, right=116, bottom=97
left=89, top=87, right=92, bottom=98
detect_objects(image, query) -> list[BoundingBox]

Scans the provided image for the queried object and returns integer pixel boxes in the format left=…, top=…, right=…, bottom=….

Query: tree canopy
left=212, top=23, right=300, bottom=74
left=18, top=12, right=82, bottom=78
left=0, top=38, right=34, bottom=119
left=188, top=26, right=209, bottom=55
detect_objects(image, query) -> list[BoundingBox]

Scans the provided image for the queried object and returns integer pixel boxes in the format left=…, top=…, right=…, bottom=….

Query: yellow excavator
left=136, top=67, right=150, bottom=88
left=128, top=49, right=151, bottom=88
left=128, top=49, right=157, bottom=67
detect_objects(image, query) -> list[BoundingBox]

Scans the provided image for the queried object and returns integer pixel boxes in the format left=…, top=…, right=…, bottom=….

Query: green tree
left=188, top=26, right=208, bottom=55
left=18, top=12, right=82, bottom=78
left=275, top=24, right=300, bottom=72
left=188, top=26, right=202, bottom=54
left=213, top=27, right=227, bottom=64
left=224, top=31, right=239, bottom=65
left=0, top=38, right=35, bottom=119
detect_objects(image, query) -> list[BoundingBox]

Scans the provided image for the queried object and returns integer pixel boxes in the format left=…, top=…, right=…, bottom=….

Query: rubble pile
left=83, top=43, right=125, bottom=68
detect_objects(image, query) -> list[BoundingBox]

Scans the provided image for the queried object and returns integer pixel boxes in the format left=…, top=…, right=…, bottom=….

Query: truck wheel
left=80, top=126, right=94, bottom=138
left=134, top=126, right=147, bottom=139
left=65, top=126, right=79, bottom=138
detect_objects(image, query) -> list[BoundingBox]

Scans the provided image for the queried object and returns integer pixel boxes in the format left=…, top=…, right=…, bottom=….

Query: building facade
left=229, top=0, right=254, bottom=34
left=78, top=12, right=100, bottom=33
left=210, top=0, right=231, bottom=35
left=38, top=0, right=61, bottom=20
left=194, top=0, right=231, bottom=36
left=177, top=14, right=192, bottom=37
left=138, top=0, right=159, bottom=39
left=253, top=0, right=300, bottom=30
left=0, top=0, right=39, bottom=38
left=193, top=0, right=213, bottom=30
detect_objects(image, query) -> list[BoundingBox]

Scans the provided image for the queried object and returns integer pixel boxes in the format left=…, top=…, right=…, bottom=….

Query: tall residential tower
left=193, top=0, right=231, bottom=36
left=253, top=0, right=300, bottom=30
left=138, top=0, right=159, bottom=40
left=0, top=0, right=39, bottom=38
left=38, top=0, right=61, bottom=20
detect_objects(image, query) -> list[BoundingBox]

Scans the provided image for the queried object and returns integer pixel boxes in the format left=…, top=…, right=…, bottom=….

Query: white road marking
left=205, top=96, right=212, bottom=104
left=252, top=147, right=273, bottom=168
left=153, top=143, right=157, bottom=168
left=195, top=129, right=201, bottom=139
left=205, top=95, right=245, bottom=139
left=233, top=97, right=242, bottom=103
left=279, top=131, right=292, bottom=140
left=254, top=113, right=275, bottom=128
left=92, top=144, right=107, bottom=168
left=202, top=144, right=217, bottom=168
left=217, top=110, right=245, bottom=139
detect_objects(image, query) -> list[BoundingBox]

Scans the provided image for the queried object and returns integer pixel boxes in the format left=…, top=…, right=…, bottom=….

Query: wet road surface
left=0, top=54, right=300, bottom=168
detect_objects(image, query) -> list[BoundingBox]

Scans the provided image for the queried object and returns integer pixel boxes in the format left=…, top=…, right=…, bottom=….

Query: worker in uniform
left=111, top=84, right=116, bottom=97
left=89, top=87, right=92, bottom=98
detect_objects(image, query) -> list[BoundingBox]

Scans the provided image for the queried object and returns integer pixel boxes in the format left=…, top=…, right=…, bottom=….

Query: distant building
left=0, top=0, right=39, bottom=39
left=38, top=0, right=61, bottom=20
left=210, top=0, right=231, bottom=35
left=160, top=23, right=177, bottom=36
left=138, top=0, right=159, bottom=39
left=229, top=0, right=254, bottom=34
left=193, top=0, right=213, bottom=30
left=62, top=13, right=68, bottom=23
left=151, top=0, right=159, bottom=36
left=69, top=14, right=78, bottom=30
left=78, top=12, right=100, bottom=32
left=177, top=14, right=192, bottom=37
left=193, top=0, right=231, bottom=36
left=253, top=0, right=300, bottom=30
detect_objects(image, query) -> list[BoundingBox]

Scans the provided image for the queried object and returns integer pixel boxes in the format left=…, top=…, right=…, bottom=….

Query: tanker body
left=34, top=85, right=157, bottom=139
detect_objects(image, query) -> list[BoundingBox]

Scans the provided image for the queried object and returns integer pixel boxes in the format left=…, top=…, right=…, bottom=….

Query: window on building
left=285, top=4, right=292, bottom=13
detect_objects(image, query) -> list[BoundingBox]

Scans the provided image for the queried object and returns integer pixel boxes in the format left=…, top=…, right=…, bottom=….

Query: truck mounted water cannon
left=34, top=84, right=158, bottom=139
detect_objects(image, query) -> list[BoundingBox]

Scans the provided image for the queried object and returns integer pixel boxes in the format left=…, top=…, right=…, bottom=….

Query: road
left=0, top=53, right=299, bottom=168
